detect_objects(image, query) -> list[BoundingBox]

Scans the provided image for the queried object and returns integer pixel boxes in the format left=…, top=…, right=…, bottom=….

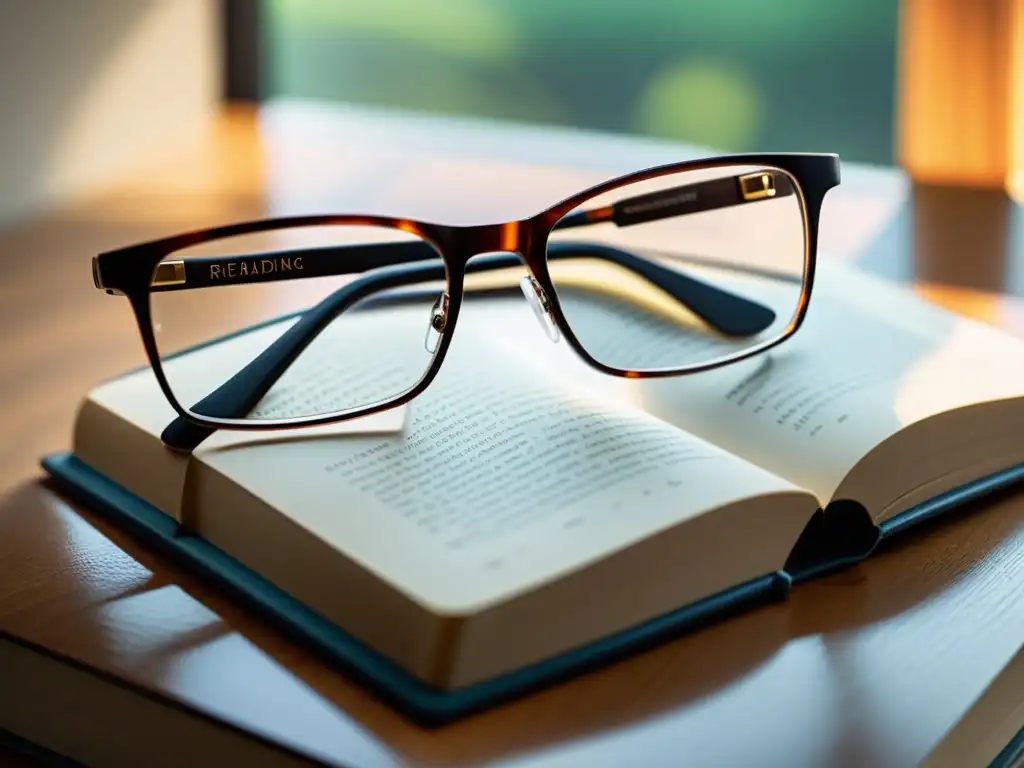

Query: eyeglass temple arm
left=148, top=168, right=790, bottom=296
left=553, top=169, right=794, bottom=231
left=152, top=239, right=774, bottom=336
left=160, top=242, right=777, bottom=452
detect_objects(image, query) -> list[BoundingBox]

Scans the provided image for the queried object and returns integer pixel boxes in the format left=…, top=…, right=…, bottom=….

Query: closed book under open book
left=44, top=260, right=1024, bottom=724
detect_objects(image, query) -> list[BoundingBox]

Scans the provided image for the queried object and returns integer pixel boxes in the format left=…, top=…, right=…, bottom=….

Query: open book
left=45, top=260, right=1024, bottom=724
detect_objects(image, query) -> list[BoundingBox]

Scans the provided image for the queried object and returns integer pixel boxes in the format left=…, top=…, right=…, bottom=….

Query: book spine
left=784, top=501, right=880, bottom=583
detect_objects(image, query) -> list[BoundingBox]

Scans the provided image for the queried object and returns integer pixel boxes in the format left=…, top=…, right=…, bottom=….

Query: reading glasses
left=91, top=154, right=841, bottom=452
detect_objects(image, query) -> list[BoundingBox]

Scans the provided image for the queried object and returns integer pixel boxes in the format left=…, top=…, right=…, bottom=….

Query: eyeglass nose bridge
left=451, top=221, right=527, bottom=265
left=454, top=221, right=562, bottom=344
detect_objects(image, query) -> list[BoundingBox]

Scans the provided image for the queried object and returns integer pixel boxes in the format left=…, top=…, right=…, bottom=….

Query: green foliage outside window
left=264, top=0, right=899, bottom=165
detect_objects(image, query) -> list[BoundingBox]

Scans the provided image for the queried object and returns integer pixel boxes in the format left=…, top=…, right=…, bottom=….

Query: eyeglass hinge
left=93, top=257, right=186, bottom=295
left=738, top=172, right=777, bottom=201
left=92, top=257, right=123, bottom=295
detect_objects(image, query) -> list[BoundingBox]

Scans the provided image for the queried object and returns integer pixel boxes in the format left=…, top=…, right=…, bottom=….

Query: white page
left=611, top=263, right=1024, bottom=501
left=191, top=299, right=807, bottom=614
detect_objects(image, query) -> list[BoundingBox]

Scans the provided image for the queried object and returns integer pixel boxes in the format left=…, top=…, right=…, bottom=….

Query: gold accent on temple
left=152, top=259, right=186, bottom=287
left=739, top=172, right=777, bottom=201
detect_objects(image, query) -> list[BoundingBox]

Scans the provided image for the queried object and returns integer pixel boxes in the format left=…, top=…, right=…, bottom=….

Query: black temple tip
left=160, top=417, right=215, bottom=454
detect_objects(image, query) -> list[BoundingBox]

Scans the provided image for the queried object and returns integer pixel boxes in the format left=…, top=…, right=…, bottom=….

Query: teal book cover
left=40, top=451, right=1024, bottom=726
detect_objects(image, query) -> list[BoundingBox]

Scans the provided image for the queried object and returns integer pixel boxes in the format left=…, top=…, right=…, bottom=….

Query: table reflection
left=854, top=181, right=1024, bottom=298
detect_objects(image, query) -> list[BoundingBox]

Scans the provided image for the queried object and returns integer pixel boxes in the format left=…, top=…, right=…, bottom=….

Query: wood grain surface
left=0, top=103, right=1021, bottom=768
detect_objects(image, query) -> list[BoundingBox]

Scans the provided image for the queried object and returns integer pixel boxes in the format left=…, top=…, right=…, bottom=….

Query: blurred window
left=261, top=0, right=899, bottom=165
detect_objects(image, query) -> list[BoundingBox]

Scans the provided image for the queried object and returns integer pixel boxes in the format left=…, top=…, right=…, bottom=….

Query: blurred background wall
left=0, top=0, right=1020, bottom=229
left=262, top=0, right=901, bottom=166
left=0, top=1, right=219, bottom=225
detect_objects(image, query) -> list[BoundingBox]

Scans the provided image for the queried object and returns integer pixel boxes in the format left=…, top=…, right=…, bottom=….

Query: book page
left=78, top=315, right=409, bottom=525
left=462, top=261, right=1024, bottom=507
left=195, top=300, right=810, bottom=613
left=601, top=263, right=1024, bottom=504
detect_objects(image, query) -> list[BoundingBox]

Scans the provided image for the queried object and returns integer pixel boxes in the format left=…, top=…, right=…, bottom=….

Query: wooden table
left=0, top=102, right=1022, bottom=767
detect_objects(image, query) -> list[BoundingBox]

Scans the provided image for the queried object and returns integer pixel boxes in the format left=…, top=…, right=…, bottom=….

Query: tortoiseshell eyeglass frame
left=91, top=153, right=840, bottom=453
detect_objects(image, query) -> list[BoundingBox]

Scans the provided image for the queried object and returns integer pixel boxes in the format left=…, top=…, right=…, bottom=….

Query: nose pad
left=424, top=291, right=449, bottom=354
left=519, top=276, right=560, bottom=343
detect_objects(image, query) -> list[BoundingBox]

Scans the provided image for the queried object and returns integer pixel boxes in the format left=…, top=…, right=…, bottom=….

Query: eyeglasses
left=92, top=154, right=840, bottom=453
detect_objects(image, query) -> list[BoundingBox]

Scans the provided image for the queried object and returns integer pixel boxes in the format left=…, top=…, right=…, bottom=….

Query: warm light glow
left=1009, top=0, right=1024, bottom=201
left=892, top=321, right=1024, bottom=427
left=898, top=0, right=1023, bottom=188
left=1008, top=169, right=1024, bottom=204
left=49, top=1, right=217, bottom=213
left=396, top=220, right=422, bottom=237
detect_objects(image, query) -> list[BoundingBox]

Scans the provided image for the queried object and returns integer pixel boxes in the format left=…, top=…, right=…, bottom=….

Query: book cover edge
left=878, top=462, right=1024, bottom=540
left=989, top=725, right=1024, bottom=768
